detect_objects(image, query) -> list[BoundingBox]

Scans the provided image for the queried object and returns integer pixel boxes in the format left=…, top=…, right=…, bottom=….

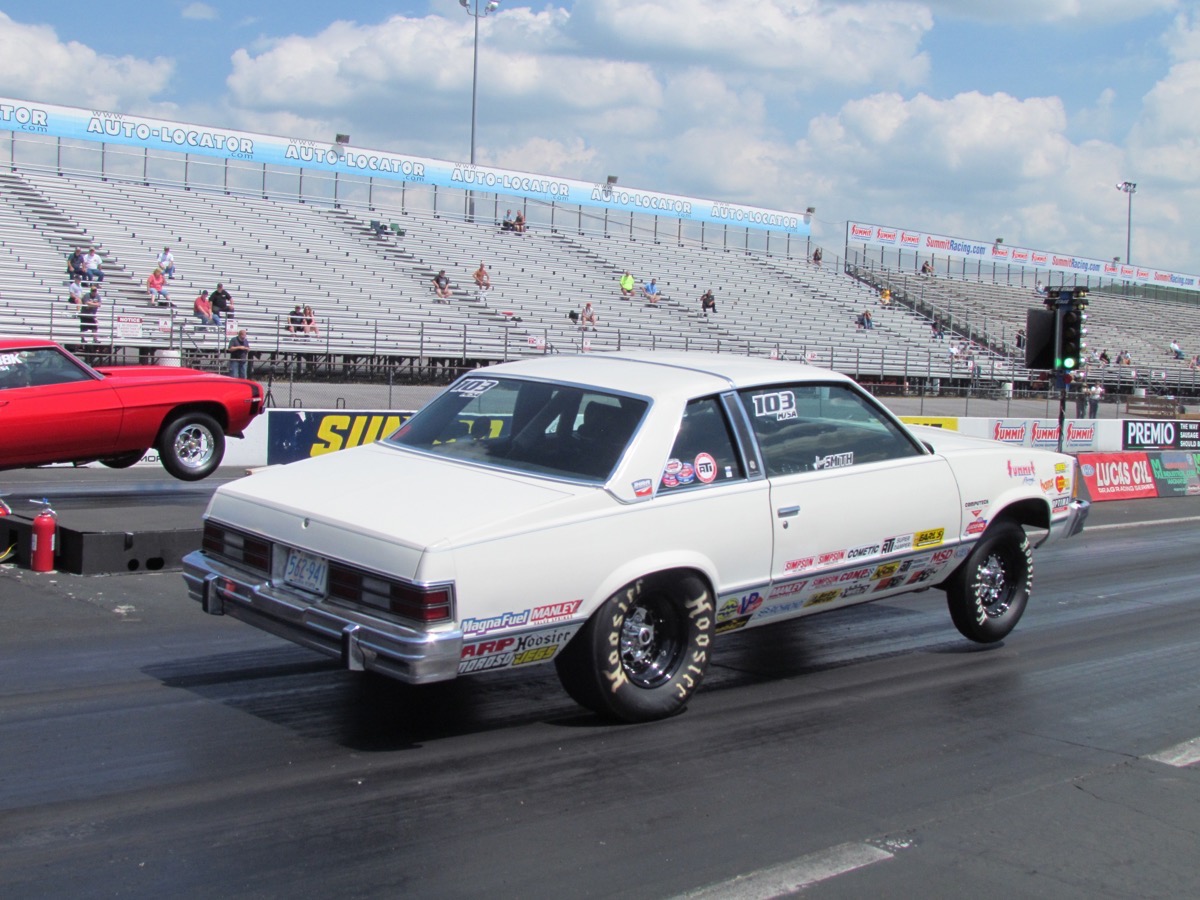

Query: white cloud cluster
left=0, top=2, right=1197, bottom=269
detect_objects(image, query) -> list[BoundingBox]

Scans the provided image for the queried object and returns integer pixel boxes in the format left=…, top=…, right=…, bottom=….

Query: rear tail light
left=328, top=564, right=453, bottom=625
left=203, top=522, right=271, bottom=574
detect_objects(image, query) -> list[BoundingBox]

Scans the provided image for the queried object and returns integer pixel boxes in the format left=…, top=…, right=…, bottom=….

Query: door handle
left=776, top=505, right=800, bottom=518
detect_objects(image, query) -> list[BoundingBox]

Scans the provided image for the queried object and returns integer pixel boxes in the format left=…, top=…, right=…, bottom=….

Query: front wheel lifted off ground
left=944, top=520, right=1032, bottom=643
left=554, top=573, right=714, bottom=723
left=158, top=412, right=225, bottom=481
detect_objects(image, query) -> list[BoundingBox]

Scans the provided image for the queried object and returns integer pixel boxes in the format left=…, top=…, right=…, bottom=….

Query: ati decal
left=694, top=452, right=717, bottom=484
left=913, top=528, right=945, bottom=548
left=814, top=452, right=854, bottom=470
left=881, top=534, right=913, bottom=554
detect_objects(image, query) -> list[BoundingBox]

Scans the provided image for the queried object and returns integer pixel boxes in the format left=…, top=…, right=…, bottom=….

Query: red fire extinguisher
left=30, top=498, right=57, bottom=573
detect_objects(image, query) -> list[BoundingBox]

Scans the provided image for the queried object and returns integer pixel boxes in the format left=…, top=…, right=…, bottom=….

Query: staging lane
left=1, top=482, right=1199, bottom=897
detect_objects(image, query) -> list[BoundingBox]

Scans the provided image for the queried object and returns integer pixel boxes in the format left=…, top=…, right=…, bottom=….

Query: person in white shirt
left=83, top=248, right=104, bottom=283
left=67, top=274, right=84, bottom=312
left=156, top=246, right=176, bottom=279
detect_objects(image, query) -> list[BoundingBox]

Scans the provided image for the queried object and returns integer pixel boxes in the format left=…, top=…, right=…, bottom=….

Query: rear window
left=385, top=375, right=648, bottom=482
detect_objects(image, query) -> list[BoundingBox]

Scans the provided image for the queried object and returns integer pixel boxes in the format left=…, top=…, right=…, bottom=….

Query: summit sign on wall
left=0, top=97, right=809, bottom=237
left=848, top=221, right=1200, bottom=295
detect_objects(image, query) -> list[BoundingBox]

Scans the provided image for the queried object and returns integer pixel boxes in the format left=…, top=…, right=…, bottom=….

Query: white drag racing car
left=184, top=352, right=1088, bottom=722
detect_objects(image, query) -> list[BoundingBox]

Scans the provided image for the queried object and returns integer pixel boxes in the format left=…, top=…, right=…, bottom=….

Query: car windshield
left=0, top=347, right=96, bottom=390
left=385, top=375, right=649, bottom=482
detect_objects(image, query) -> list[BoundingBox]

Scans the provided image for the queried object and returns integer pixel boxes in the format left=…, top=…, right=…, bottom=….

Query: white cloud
left=0, top=13, right=174, bottom=111
left=182, top=3, right=218, bottom=22
left=923, top=0, right=1179, bottom=25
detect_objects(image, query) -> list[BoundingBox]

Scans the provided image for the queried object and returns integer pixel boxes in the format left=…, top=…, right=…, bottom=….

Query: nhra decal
left=752, top=391, right=797, bottom=421
left=814, top=452, right=853, bottom=471
left=913, top=528, right=945, bottom=549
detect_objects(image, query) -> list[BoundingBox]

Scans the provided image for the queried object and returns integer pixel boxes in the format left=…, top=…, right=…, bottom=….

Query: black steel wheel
left=944, top=521, right=1032, bottom=643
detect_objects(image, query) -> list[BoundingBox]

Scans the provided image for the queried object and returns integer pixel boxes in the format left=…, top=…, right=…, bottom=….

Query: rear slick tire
left=555, top=573, right=714, bottom=723
left=158, top=412, right=225, bottom=481
left=944, top=521, right=1032, bottom=643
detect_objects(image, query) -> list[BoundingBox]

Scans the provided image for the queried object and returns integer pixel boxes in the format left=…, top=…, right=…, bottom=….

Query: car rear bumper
left=182, top=551, right=462, bottom=684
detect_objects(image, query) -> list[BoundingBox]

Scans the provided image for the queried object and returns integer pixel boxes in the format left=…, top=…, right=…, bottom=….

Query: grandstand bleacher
left=1, top=165, right=1197, bottom=398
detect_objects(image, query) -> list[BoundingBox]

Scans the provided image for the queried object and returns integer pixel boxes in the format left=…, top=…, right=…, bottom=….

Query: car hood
left=95, top=365, right=223, bottom=382
left=205, top=441, right=597, bottom=577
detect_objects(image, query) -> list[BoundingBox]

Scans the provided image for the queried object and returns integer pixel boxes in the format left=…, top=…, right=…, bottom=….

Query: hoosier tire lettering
left=943, top=521, right=1032, bottom=643
left=554, top=573, right=715, bottom=723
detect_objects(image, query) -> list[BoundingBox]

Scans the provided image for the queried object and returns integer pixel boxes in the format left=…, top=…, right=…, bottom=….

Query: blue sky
left=0, top=1, right=1196, bottom=272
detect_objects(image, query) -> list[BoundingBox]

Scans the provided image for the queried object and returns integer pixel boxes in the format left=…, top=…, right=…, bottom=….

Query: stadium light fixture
left=461, top=0, right=501, bottom=220
left=1115, top=181, right=1136, bottom=266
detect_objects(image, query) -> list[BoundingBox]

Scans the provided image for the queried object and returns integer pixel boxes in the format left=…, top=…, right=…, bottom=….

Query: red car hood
left=95, top=365, right=235, bottom=382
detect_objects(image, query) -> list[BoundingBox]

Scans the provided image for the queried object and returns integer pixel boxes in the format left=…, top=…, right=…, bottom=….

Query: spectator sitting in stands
left=473, top=262, right=492, bottom=293
left=920, top=260, right=934, bottom=276
left=700, top=289, right=717, bottom=315
left=861, top=309, right=873, bottom=330
left=432, top=270, right=453, bottom=301
left=210, top=282, right=235, bottom=320
left=619, top=271, right=635, bottom=299
left=1035, top=280, right=1047, bottom=296
left=288, top=304, right=305, bottom=334
left=83, top=247, right=104, bottom=283
left=67, top=274, right=84, bottom=314
left=1117, top=350, right=1132, bottom=365
left=502, top=209, right=515, bottom=231
left=1170, top=339, right=1185, bottom=360
left=67, top=247, right=87, bottom=281
left=879, top=287, right=891, bottom=306
left=303, top=305, right=320, bottom=337
left=642, top=278, right=661, bottom=304
left=1099, top=348, right=1111, bottom=365
left=855, top=312, right=866, bottom=330
left=513, top=211, right=526, bottom=233
left=812, top=247, right=822, bottom=267
left=580, top=302, right=598, bottom=330
left=567, top=309, right=580, bottom=326
left=146, top=268, right=171, bottom=307
left=157, top=246, right=176, bottom=279
left=931, top=321, right=946, bottom=341
left=193, top=290, right=218, bottom=326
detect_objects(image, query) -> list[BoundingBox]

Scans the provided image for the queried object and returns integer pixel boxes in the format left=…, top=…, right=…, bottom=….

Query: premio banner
left=0, top=96, right=810, bottom=235
left=849, top=220, right=1199, bottom=294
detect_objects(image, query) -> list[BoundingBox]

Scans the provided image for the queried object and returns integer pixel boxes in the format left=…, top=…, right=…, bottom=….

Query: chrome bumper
left=1041, top=499, right=1090, bottom=546
left=182, top=551, right=463, bottom=684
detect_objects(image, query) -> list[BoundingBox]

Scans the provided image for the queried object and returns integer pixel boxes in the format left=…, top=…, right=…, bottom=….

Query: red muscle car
left=0, top=337, right=264, bottom=480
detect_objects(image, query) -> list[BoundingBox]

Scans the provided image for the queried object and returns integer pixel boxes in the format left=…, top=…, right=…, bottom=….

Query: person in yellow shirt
left=619, top=271, right=635, bottom=299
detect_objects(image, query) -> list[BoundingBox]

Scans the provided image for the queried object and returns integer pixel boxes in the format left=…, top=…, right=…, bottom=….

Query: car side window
left=738, top=383, right=923, bottom=477
left=659, top=397, right=745, bottom=491
left=0, top=348, right=93, bottom=390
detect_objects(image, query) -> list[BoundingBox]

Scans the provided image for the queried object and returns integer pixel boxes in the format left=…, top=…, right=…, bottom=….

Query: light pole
left=461, top=0, right=500, bottom=221
left=1115, top=181, right=1136, bottom=265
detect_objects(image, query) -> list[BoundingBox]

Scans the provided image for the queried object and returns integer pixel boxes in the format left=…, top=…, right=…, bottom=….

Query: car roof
left=0, top=337, right=59, bottom=351
left=479, top=351, right=851, bottom=401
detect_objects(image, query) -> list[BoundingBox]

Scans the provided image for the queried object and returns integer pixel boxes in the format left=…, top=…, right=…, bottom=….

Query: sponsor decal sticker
left=814, top=452, right=854, bottom=470
left=716, top=616, right=752, bottom=634
left=872, top=562, right=901, bottom=580
left=913, top=528, right=945, bottom=549
left=461, top=610, right=531, bottom=636
left=1006, top=460, right=1037, bottom=478
left=632, top=478, right=654, bottom=497
left=966, top=518, right=988, bottom=535
left=804, top=589, right=842, bottom=607
left=881, top=534, right=913, bottom=554
left=531, top=600, right=582, bottom=624
left=817, top=550, right=846, bottom=566
left=677, top=462, right=696, bottom=485
left=694, top=452, right=717, bottom=484
left=768, top=579, right=809, bottom=599
left=845, top=543, right=881, bottom=561
left=784, top=556, right=815, bottom=573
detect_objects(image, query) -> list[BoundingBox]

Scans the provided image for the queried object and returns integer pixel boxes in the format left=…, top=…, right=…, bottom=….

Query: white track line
left=1147, top=737, right=1200, bottom=768
left=1081, top=515, right=1200, bottom=532
left=676, top=842, right=893, bottom=900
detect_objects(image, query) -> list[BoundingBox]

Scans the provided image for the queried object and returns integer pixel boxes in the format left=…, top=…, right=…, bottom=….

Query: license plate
left=283, top=548, right=328, bottom=595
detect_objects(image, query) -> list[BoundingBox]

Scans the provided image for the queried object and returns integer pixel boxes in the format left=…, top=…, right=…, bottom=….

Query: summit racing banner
left=267, top=410, right=410, bottom=465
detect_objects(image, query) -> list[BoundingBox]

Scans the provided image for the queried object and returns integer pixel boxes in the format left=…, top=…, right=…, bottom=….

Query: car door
left=737, top=383, right=962, bottom=606
left=0, top=347, right=125, bottom=466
